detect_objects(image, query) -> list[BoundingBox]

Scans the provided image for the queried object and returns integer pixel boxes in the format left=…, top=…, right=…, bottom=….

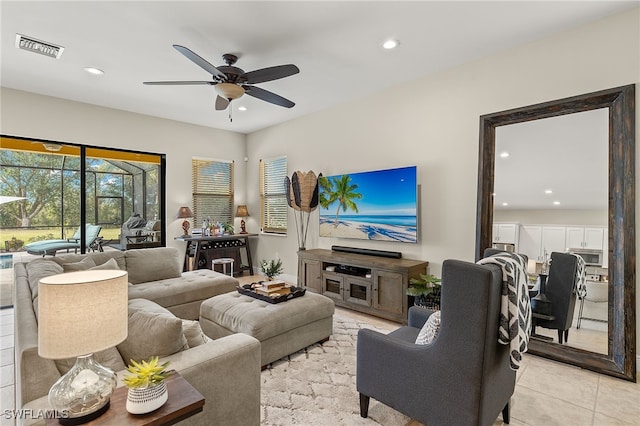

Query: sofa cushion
left=182, top=319, right=211, bottom=348
left=25, top=259, right=63, bottom=301
left=415, top=310, right=441, bottom=345
left=90, top=258, right=121, bottom=271
left=126, top=269, right=238, bottom=310
left=51, top=251, right=127, bottom=271
left=117, top=299, right=187, bottom=363
left=62, top=257, right=96, bottom=272
left=54, top=347, right=126, bottom=376
left=125, top=247, right=182, bottom=284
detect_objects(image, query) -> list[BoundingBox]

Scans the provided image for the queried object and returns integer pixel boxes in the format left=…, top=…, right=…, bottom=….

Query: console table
left=298, top=249, right=427, bottom=323
left=175, top=234, right=257, bottom=276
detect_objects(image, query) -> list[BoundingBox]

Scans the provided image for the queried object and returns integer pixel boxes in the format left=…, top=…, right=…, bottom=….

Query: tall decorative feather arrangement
left=284, top=171, right=321, bottom=250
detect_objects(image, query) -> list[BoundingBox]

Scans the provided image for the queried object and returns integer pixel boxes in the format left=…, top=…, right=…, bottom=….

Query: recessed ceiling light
left=238, top=106, right=247, bottom=111
left=502, top=202, right=508, bottom=206
left=499, top=152, right=510, bottom=158
left=84, top=67, right=104, bottom=75
left=382, top=39, right=399, bottom=50
left=544, top=189, right=553, bottom=194
left=553, top=201, right=561, bottom=205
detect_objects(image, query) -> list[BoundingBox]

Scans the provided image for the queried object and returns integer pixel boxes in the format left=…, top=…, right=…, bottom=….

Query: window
left=260, top=156, right=287, bottom=234
left=0, top=135, right=165, bottom=250
left=192, top=157, right=234, bottom=227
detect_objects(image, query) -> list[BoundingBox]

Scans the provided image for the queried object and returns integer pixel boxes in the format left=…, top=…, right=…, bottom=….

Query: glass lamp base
left=48, top=354, right=116, bottom=424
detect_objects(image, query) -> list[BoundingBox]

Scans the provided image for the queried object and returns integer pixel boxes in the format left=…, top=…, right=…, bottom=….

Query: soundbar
left=331, top=245, right=402, bottom=259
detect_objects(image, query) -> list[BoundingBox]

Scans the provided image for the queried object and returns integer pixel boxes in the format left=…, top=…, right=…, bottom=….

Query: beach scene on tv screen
left=318, top=166, right=417, bottom=243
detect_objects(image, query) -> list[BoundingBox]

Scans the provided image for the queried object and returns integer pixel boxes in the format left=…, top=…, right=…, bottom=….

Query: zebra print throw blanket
left=477, top=252, right=532, bottom=370
left=573, top=254, right=588, bottom=298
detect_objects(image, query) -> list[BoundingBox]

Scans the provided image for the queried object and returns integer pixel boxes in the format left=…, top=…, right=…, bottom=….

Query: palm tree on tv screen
left=319, top=175, right=363, bottom=227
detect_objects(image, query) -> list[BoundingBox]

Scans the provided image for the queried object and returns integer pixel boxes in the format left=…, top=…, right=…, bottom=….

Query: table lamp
left=176, top=206, right=194, bottom=236
left=39, top=270, right=128, bottom=424
left=235, top=205, right=250, bottom=234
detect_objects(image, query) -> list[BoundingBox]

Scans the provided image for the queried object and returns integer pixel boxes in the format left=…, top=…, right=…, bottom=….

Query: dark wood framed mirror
left=475, top=84, right=636, bottom=381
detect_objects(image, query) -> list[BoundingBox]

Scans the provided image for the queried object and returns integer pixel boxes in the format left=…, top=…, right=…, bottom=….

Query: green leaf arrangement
left=123, top=356, right=171, bottom=389
left=407, top=274, right=442, bottom=296
left=260, top=258, right=284, bottom=279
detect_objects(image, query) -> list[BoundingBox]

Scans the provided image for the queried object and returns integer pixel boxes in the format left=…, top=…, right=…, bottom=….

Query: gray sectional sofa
left=14, top=247, right=261, bottom=425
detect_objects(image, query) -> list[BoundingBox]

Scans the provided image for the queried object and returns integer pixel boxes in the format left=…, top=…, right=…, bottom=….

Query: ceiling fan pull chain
left=228, top=102, right=233, bottom=122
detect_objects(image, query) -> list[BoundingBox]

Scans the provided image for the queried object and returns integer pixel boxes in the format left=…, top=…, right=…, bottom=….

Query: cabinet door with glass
left=322, top=272, right=344, bottom=301
left=345, top=277, right=372, bottom=307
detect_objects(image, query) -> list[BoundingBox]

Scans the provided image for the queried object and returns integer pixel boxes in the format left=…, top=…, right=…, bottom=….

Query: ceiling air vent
left=15, top=34, right=64, bottom=59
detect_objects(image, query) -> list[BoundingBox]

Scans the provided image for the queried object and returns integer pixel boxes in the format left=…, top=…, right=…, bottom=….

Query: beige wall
left=1, top=9, right=638, bottom=356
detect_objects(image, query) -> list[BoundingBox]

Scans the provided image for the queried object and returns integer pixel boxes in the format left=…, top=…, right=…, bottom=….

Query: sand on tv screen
left=318, top=166, right=417, bottom=243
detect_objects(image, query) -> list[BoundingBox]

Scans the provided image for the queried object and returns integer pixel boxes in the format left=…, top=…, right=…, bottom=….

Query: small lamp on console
left=176, top=206, right=194, bottom=236
left=38, top=270, right=128, bottom=424
left=235, top=205, right=250, bottom=234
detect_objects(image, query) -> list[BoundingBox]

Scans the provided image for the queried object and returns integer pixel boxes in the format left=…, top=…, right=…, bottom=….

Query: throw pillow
left=62, top=257, right=96, bottom=272
left=25, top=259, right=63, bottom=300
left=126, top=247, right=182, bottom=284
left=117, top=308, right=187, bottom=364
left=415, top=310, right=442, bottom=345
left=182, top=320, right=211, bottom=348
left=89, top=258, right=120, bottom=271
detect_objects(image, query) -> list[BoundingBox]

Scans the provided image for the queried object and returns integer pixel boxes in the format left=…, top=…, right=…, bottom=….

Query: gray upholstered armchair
left=356, top=259, right=516, bottom=426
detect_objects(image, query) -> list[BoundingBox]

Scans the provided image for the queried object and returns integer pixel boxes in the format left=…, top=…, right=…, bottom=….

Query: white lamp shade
left=38, top=270, right=128, bottom=359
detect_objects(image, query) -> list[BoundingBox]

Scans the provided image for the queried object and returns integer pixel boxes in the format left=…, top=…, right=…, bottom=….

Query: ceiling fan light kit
left=144, top=45, right=300, bottom=120
left=215, top=83, right=245, bottom=100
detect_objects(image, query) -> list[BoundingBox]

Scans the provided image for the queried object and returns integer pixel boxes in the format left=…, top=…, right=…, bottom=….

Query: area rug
left=260, top=312, right=414, bottom=425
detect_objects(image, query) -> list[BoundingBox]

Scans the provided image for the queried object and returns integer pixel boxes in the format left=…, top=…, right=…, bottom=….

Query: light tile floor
left=1, top=272, right=639, bottom=425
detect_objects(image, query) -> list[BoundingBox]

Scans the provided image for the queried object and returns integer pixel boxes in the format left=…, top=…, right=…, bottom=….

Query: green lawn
left=0, top=226, right=120, bottom=251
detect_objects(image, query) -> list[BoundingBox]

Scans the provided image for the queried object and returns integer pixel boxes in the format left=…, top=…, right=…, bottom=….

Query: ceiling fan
left=144, top=45, right=300, bottom=111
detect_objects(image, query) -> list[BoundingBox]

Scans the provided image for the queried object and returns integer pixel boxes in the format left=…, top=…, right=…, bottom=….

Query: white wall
left=494, top=209, right=608, bottom=226
left=0, top=89, right=247, bottom=253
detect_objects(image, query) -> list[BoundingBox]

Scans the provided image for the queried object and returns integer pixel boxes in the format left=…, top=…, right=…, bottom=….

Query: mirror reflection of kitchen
left=492, top=108, right=608, bottom=355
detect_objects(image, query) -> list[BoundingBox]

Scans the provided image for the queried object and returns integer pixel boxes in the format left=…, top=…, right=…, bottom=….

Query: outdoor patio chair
left=23, top=224, right=103, bottom=256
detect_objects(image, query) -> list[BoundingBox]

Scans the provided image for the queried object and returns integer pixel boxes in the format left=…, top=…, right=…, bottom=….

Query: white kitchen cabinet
left=565, top=227, right=604, bottom=250
left=492, top=223, right=518, bottom=244
left=518, top=225, right=543, bottom=261
left=541, top=226, right=567, bottom=258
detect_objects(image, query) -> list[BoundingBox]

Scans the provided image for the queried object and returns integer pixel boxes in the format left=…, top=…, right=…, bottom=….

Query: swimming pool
left=0, top=254, right=13, bottom=269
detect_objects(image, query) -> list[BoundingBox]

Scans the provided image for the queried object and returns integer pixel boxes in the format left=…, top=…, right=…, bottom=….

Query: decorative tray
left=237, top=282, right=306, bottom=304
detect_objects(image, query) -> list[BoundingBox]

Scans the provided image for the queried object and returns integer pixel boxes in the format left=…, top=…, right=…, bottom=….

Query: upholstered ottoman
left=199, top=290, right=335, bottom=367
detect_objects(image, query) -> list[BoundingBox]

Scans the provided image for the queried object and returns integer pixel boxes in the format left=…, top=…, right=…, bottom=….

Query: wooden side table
left=45, top=372, right=204, bottom=426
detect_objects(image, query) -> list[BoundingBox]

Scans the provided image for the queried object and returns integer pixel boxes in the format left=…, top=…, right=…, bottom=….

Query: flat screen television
left=318, top=166, right=417, bottom=243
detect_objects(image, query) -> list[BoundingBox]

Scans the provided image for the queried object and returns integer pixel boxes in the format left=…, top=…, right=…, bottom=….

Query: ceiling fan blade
left=143, top=81, right=215, bottom=85
left=243, top=85, right=295, bottom=108
left=243, top=64, right=299, bottom=84
left=173, top=45, right=227, bottom=81
left=215, top=95, right=230, bottom=110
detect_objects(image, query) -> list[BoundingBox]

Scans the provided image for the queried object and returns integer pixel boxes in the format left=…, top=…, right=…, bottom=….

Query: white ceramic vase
left=125, top=382, right=168, bottom=415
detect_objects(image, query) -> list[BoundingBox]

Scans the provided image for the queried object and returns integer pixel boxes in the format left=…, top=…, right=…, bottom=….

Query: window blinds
left=260, top=156, right=287, bottom=234
left=192, top=158, right=233, bottom=227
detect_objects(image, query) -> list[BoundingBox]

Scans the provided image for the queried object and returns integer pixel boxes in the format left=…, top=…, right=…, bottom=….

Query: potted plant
left=260, top=258, right=283, bottom=281
left=222, top=223, right=234, bottom=235
left=123, top=356, right=171, bottom=414
left=407, top=274, right=442, bottom=308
